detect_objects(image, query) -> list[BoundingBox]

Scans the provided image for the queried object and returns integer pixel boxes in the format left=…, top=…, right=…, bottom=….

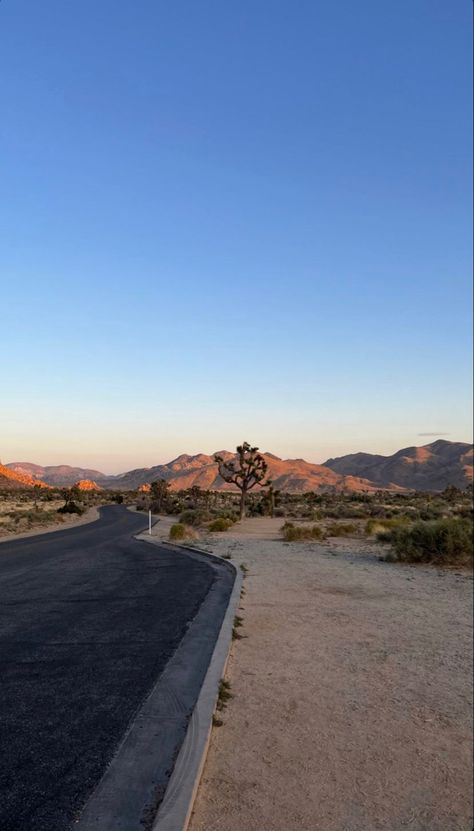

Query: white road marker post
left=149, top=509, right=152, bottom=535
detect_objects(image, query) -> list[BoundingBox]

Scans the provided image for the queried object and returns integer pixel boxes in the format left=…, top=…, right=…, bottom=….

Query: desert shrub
left=301, top=509, right=321, bottom=521
left=325, top=522, right=358, bottom=537
left=274, top=508, right=285, bottom=517
left=169, top=523, right=193, bottom=541
left=383, top=518, right=473, bottom=566
left=365, top=517, right=410, bottom=535
left=179, top=509, right=212, bottom=527
left=165, top=500, right=184, bottom=515
left=57, top=501, right=84, bottom=515
left=419, top=505, right=445, bottom=521
left=212, top=509, right=239, bottom=522
left=376, top=530, right=394, bottom=542
left=457, top=505, right=474, bottom=520
left=209, top=517, right=234, bottom=532
left=281, top=523, right=325, bottom=542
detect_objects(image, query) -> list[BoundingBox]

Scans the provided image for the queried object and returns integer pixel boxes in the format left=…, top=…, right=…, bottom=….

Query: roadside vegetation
left=2, top=473, right=472, bottom=568
left=281, top=521, right=326, bottom=541
left=0, top=485, right=130, bottom=536
left=274, top=488, right=472, bottom=567
left=379, top=517, right=473, bottom=566
left=169, top=523, right=196, bottom=541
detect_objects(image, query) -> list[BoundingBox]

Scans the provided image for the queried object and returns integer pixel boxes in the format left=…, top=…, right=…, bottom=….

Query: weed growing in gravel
left=217, top=679, right=233, bottom=711
left=281, top=521, right=325, bottom=541
left=169, top=523, right=194, bottom=541
left=209, top=517, right=234, bottom=532
left=232, top=615, right=244, bottom=639
left=325, top=522, right=358, bottom=537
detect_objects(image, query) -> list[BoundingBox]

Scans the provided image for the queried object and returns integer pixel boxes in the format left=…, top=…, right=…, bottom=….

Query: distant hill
left=6, top=463, right=108, bottom=487
left=5, top=440, right=472, bottom=493
left=105, top=452, right=395, bottom=494
left=324, top=440, right=473, bottom=491
left=0, top=463, right=50, bottom=490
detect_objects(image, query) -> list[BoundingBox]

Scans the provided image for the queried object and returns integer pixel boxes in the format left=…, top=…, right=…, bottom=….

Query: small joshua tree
left=150, top=478, right=170, bottom=512
left=263, top=481, right=280, bottom=518
left=215, top=443, right=269, bottom=520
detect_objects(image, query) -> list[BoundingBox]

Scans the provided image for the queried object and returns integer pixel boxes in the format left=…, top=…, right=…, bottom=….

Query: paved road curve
left=0, top=507, right=219, bottom=831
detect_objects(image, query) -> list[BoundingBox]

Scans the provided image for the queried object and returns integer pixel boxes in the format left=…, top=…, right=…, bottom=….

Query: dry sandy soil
left=0, top=500, right=100, bottom=541
left=160, top=516, right=473, bottom=831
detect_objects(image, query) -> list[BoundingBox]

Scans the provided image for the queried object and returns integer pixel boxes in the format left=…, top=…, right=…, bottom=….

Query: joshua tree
left=189, top=485, right=202, bottom=506
left=215, top=443, right=269, bottom=520
left=62, top=486, right=81, bottom=505
left=263, top=482, right=280, bottom=517
left=150, top=478, right=170, bottom=512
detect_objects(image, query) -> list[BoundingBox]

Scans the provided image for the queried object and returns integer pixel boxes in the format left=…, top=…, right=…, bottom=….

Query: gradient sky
left=1, top=1, right=472, bottom=472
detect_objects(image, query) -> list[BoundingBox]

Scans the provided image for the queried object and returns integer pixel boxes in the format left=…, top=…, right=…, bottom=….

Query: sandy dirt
left=0, top=504, right=100, bottom=542
left=180, top=517, right=474, bottom=831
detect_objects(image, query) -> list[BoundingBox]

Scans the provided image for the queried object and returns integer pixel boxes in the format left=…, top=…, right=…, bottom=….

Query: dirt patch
left=188, top=520, right=473, bottom=831
left=0, top=503, right=100, bottom=542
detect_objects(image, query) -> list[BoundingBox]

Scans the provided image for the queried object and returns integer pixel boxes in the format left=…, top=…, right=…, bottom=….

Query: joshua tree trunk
left=239, top=489, right=246, bottom=520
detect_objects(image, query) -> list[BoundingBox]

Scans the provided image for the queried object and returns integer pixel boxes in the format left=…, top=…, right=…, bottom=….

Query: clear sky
left=1, top=1, right=472, bottom=472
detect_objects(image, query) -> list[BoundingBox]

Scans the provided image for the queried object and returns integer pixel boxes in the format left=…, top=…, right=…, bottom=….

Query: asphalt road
left=0, top=506, right=219, bottom=831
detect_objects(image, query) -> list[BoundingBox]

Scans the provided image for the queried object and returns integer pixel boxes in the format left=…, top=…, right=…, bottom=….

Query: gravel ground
left=187, top=520, right=473, bottom=831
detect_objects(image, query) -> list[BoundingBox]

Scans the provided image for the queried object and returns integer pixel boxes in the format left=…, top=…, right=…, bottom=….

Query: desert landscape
left=5, top=438, right=473, bottom=492
left=140, top=510, right=473, bottom=831
left=2, top=4, right=472, bottom=829
left=2, top=441, right=472, bottom=829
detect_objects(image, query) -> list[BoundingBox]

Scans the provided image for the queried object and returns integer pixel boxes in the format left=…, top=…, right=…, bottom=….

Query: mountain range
left=4, top=440, right=472, bottom=493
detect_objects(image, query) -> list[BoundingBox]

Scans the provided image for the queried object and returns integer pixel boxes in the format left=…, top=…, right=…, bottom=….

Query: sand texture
left=184, top=518, right=473, bottom=831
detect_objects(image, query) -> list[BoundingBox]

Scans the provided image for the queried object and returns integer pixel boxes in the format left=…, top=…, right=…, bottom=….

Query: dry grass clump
left=179, top=509, right=213, bottom=527
left=169, top=523, right=196, bottom=541
left=325, top=522, right=358, bottom=537
left=382, top=518, right=473, bottom=566
left=208, top=517, right=235, bottom=532
left=2, top=508, right=64, bottom=532
left=365, top=517, right=410, bottom=536
left=281, top=521, right=325, bottom=542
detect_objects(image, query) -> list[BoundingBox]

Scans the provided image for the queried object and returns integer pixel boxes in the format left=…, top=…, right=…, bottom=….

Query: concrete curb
left=144, top=541, right=243, bottom=831
left=75, top=534, right=240, bottom=831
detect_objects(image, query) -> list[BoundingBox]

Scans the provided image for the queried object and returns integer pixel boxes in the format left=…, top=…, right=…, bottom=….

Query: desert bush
left=169, top=523, right=194, bottom=541
left=165, top=500, right=184, bottom=515
left=179, top=509, right=212, bottom=527
left=325, top=522, right=358, bottom=537
left=382, top=518, right=473, bottom=566
left=365, top=517, right=410, bottom=535
left=281, top=522, right=325, bottom=542
left=419, top=505, right=445, bottom=521
left=57, top=501, right=84, bottom=515
left=209, top=517, right=234, bottom=532
left=213, top=509, right=239, bottom=522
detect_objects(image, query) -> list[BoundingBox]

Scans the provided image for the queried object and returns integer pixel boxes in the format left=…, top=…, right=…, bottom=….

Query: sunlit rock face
left=73, top=479, right=102, bottom=491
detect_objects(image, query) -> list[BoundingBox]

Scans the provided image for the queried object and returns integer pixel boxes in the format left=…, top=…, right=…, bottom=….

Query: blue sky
left=1, top=0, right=472, bottom=472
